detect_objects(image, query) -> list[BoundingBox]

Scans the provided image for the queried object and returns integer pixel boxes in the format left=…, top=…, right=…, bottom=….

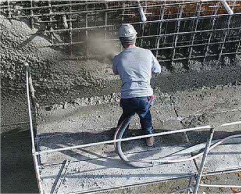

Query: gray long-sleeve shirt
left=113, top=47, right=161, bottom=99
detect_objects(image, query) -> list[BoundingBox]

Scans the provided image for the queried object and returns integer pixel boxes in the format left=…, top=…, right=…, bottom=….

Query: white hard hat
left=119, top=24, right=137, bottom=38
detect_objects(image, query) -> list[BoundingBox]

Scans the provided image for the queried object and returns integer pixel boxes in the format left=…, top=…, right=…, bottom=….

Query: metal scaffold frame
left=25, top=64, right=241, bottom=194
left=1, top=0, right=241, bottom=64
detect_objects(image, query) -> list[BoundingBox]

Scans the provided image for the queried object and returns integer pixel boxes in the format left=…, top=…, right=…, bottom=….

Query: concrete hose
left=114, top=116, right=241, bottom=168
left=114, top=115, right=153, bottom=168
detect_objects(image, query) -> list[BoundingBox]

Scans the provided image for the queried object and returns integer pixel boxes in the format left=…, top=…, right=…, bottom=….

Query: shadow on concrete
left=1, top=128, right=39, bottom=193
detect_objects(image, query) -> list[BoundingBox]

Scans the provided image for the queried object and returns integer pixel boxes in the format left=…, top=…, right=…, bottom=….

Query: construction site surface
left=1, top=0, right=241, bottom=194
left=37, top=85, right=241, bottom=193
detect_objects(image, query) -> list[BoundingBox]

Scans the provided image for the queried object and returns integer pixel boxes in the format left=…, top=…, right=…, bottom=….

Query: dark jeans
left=117, top=96, right=154, bottom=135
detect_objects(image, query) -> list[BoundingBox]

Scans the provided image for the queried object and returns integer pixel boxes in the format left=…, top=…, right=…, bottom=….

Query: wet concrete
left=36, top=65, right=241, bottom=106
left=1, top=14, right=241, bottom=107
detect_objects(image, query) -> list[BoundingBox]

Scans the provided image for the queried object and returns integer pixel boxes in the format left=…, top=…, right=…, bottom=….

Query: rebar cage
left=1, top=1, right=241, bottom=69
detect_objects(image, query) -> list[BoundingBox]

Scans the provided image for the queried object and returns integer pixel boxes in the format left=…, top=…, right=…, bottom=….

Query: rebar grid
left=1, top=1, right=241, bottom=65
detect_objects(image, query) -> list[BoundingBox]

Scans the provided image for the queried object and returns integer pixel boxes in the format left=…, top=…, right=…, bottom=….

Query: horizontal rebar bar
left=8, top=10, right=241, bottom=24
left=48, top=39, right=240, bottom=52
left=156, top=51, right=241, bottom=62
left=49, top=51, right=241, bottom=62
left=130, top=12, right=241, bottom=25
left=34, top=25, right=241, bottom=37
left=151, top=39, right=241, bottom=50
left=142, top=26, right=241, bottom=39
left=1, top=1, right=223, bottom=13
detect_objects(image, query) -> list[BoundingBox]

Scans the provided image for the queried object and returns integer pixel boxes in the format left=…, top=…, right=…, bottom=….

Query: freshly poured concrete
left=38, top=85, right=241, bottom=193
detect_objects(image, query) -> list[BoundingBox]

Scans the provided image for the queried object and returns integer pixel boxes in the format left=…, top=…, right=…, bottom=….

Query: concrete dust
left=86, top=31, right=120, bottom=61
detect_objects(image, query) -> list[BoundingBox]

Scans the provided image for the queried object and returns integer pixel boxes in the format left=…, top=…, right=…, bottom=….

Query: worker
left=113, top=24, right=161, bottom=147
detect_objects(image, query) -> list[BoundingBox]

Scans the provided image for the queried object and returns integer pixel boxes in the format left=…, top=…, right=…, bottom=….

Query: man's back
left=113, top=47, right=161, bottom=99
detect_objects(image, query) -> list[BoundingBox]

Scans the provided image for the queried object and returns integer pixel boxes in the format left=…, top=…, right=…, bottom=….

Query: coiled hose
left=114, top=116, right=241, bottom=168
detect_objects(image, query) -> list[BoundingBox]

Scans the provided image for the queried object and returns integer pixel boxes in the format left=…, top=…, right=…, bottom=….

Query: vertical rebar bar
left=30, top=0, right=34, bottom=29
left=218, top=1, right=235, bottom=62
left=237, top=29, right=241, bottom=53
left=163, top=5, right=169, bottom=48
left=203, top=2, right=219, bottom=63
left=121, top=2, right=125, bottom=22
left=217, top=15, right=232, bottom=63
left=193, top=128, right=215, bottom=194
left=155, top=5, right=164, bottom=58
left=7, top=0, right=11, bottom=18
left=234, top=1, right=240, bottom=56
left=171, top=4, right=183, bottom=61
left=69, top=0, right=73, bottom=56
left=85, top=0, right=88, bottom=58
left=120, top=1, right=125, bottom=52
left=140, top=24, right=145, bottom=48
left=188, top=2, right=201, bottom=66
left=104, top=3, right=108, bottom=40
left=48, top=0, right=54, bottom=45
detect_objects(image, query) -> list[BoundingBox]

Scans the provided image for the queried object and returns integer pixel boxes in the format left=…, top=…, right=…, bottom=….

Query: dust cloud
left=85, top=31, right=121, bottom=63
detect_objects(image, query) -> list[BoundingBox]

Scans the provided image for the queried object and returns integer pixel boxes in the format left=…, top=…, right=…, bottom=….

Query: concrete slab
left=39, top=139, right=241, bottom=193
left=180, top=110, right=241, bottom=144
left=40, top=145, right=197, bottom=194
left=38, top=103, right=122, bottom=134
left=173, top=85, right=241, bottom=118
left=37, top=85, right=241, bottom=193
left=194, top=139, right=241, bottom=172
left=38, top=92, right=180, bottom=136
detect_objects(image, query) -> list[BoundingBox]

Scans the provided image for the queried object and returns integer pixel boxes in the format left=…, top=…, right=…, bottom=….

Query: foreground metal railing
left=25, top=64, right=241, bottom=194
left=25, top=63, right=44, bottom=194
